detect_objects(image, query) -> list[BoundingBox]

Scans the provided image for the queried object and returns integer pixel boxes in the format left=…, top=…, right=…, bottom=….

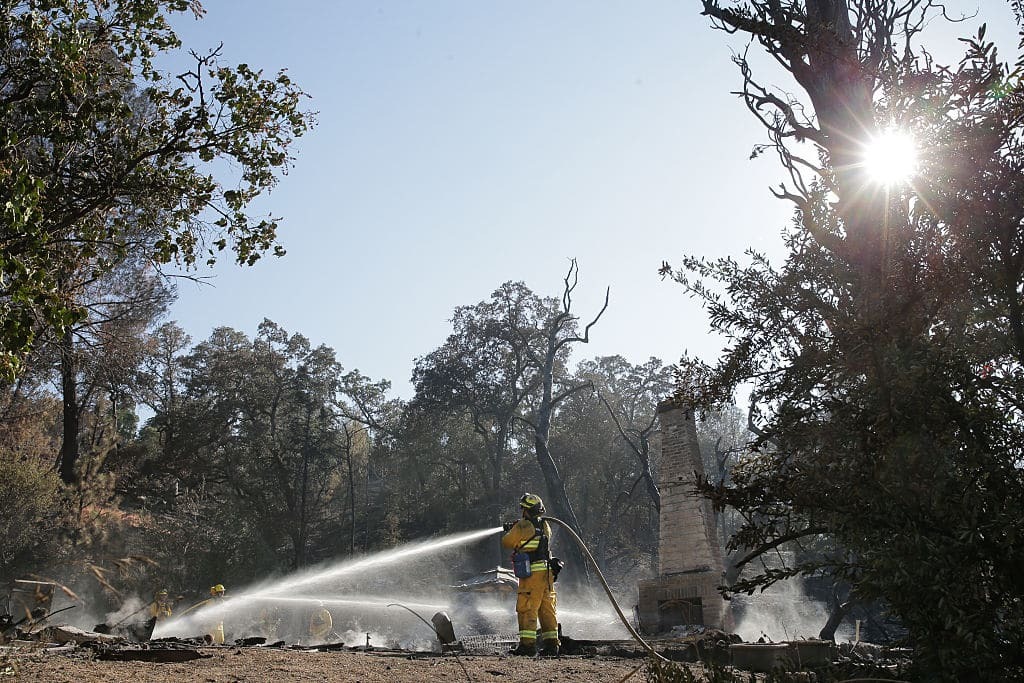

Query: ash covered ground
left=6, top=647, right=656, bottom=682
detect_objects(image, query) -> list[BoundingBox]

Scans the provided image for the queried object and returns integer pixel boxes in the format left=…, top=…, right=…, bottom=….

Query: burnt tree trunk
left=487, top=420, right=510, bottom=567
left=294, top=404, right=312, bottom=570
left=533, top=342, right=592, bottom=584
left=819, top=597, right=852, bottom=641
left=59, top=328, right=80, bottom=485
left=344, top=426, right=357, bottom=556
left=637, top=432, right=660, bottom=513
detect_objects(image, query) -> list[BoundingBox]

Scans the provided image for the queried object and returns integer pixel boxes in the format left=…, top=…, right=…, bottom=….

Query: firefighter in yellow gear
left=207, top=584, right=226, bottom=644
left=307, top=601, right=334, bottom=643
left=148, top=589, right=173, bottom=620
left=177, top=584, right=227, bottom=644
left=501, top=492, right=559, bottom=657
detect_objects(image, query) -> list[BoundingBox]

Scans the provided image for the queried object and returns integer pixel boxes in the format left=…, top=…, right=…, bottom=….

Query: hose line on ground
left=387, top=603, right=438, bottom=635
left=542, top=516, right=669, bottom=663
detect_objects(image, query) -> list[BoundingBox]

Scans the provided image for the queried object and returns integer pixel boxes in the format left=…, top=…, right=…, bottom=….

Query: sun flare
left=862, top=130, right=918, bottom=185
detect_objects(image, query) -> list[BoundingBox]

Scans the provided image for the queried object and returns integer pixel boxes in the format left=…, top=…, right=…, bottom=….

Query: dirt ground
left=5, top=646, right=671, bottom=682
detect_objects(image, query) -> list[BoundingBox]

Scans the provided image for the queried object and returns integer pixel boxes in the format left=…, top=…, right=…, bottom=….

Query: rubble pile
left=0, top=576, right=909, bottom=678
left=0, top=581, right=364, bottom=667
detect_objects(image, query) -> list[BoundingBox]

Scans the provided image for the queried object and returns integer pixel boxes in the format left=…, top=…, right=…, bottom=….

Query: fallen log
left=95, top=648, right=209, bottom=663
left=46, top=625, right=123, bottom=645
left=288, top=641, right=346, bottom=651
left=233, top=636, right=266, bottom=647
left=41, top=645, right=77, bottom=654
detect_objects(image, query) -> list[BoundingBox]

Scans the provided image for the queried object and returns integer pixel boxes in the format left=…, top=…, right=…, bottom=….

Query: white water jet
left=254, top=527, right=502, bottom=598
left=154, top=527, right=501, bottom=642
left=253, top=595, right=448, bottom=613
left=152, top=525, right=634, bottom=647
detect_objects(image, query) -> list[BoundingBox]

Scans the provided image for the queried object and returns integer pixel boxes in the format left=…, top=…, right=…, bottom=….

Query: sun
left=861, top=129, right=918, bottom=185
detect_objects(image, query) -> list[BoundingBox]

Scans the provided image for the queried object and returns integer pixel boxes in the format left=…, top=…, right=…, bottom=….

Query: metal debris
left=94, top=616, right=157, bottom=643
left=449, top=567, right=518, bottom=595
left=431, top=612, right=457, bottom=646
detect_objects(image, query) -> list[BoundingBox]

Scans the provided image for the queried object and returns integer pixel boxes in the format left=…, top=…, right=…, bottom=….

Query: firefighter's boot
left=539, top=639, right=559, bottom=657
left=510, top=641, right=536, bottom=657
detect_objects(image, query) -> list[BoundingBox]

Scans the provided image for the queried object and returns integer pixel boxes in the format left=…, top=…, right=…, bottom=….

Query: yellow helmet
left=519, top=492, right=545, bottom=516
left=155, top=589, right=169, bottom=598
left=210, top=584, right=225, bottom=596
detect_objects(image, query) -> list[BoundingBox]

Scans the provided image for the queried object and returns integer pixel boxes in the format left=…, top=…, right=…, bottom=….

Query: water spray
left=153, top=521, right=663, bottom=656
left=254, top=527, right=502, bottom=598
left=387, top=603, right=441, bottom=636
left=543, top=516, right=670, bottom=663
left=155, top=527, right=502, bottom=640
left=254, top=596, right=447, bottom=613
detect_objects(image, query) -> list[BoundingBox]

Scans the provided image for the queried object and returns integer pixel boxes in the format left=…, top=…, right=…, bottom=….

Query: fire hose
left=541, top=516, right=669, bottom=663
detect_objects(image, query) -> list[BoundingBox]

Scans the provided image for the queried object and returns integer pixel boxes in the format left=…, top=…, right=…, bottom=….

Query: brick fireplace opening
left=637, top=399, right=732, bottom=633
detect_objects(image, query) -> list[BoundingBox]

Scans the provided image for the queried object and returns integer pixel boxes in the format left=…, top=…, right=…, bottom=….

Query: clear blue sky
left=165, top=1, right=1015, bottom=397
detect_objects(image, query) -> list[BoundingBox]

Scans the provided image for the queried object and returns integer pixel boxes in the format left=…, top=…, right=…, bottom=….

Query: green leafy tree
left=135, top=321, right=191, bottom=466
left=180, top=322, right=345, bottom=569
left=555, top=355, right=674, bottom=579
left=412, top=263, right=608, bottom=578
left=0, top=389, right=62, bottom=576
left=0, top=0, right=313, bottom=378
left=0, top=455, right=63, bottom=575
left=332, top=369, right=396, bottom=554
left=664, top=1, right=1024, bottom=678
left=411, top=282, right=539, bottom=533
left=386, top=408, right=496, bottom=540
left=584, top=355, right=675, bottom=514
left=136, top=321, right=394, bottom=573
left=50, top=254, right=173, bottom=483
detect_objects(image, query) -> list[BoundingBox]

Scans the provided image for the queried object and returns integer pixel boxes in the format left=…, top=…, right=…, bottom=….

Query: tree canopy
left=665, top=1, right=1024, bottom=679
left=0, top=0, right=314, bottom=378
left=412, top=264, right=609, bottom=579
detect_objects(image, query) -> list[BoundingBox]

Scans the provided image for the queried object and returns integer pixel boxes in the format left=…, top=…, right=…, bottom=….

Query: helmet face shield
left=519, top=492, right=545, bottom=516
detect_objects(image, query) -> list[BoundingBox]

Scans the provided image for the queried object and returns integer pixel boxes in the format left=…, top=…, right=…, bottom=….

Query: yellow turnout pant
left=516, top=569, right=558, bottom=646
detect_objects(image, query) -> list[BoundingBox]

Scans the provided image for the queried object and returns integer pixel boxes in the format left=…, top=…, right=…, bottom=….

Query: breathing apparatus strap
left=515, top=517, right=550, bottom=570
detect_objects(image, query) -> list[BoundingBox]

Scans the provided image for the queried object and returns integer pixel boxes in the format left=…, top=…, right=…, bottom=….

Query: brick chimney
left=637, top=399, right=732, bottom=633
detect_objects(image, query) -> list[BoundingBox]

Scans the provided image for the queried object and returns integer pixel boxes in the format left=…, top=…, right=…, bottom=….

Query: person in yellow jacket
left=307, top=601, right=334, bottom=643
left=177, top=584, right=228, bottom=644
left=206, top=584, right=227, bottom=644
left=148, top=589, right=173, bottom=620
left=501, top=492, right=559, bottom=657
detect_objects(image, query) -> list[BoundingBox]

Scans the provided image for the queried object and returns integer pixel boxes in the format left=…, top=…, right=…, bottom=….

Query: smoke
left=47, top=583, right=150, bottom=634
left=443, top=591, right=516, bottom=637
left=103, top=595, right=147, bottom=627
left=336, top=627, right=394, bottom=649
left=556, top=585, right=632, bottom=640
left=732, top=578, right=854, bottom=642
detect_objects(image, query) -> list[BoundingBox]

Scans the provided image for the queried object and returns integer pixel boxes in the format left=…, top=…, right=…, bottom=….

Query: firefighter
left=307, top=601, right=333, bottom=643
left=501, top=492, right=559, bottom=657
left=177, top=584, right=228, bottom=643
left=148, top=588, right=173, bottom=620
left=207, top=584, right=227, bottom=644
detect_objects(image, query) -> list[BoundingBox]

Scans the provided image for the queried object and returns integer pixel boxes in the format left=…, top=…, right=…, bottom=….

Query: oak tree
left=0, top=0, right=313, bottom=378
left=664, top=1, right=1024, bottom=678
